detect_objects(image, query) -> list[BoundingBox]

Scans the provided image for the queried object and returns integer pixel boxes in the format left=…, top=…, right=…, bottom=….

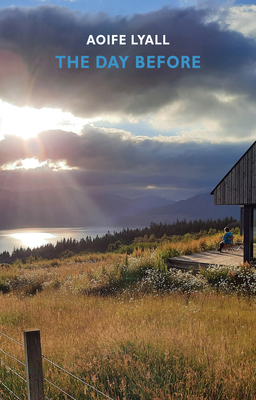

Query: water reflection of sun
left=10, top=232, right=55, bottom=248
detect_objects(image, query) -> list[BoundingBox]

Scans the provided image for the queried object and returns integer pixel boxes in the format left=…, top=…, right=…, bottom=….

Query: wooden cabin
left=211, top=141, right=256, bottom=263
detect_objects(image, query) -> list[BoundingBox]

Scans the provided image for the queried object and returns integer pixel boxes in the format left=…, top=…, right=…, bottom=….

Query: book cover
left=0, top=3, right=255, bottom=400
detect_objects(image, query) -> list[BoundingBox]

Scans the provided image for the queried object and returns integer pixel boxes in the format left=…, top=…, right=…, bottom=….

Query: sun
left=0, top=100, right=98, bottom=140
left=0, top=100, right=100, bottom=171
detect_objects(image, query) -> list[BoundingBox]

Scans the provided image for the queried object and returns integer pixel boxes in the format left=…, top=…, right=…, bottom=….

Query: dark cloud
left=0, top=5, right=255, bottom=118
left=0, top=128, right=251, bottom=199
left=0, top=5, right=254, bottom=201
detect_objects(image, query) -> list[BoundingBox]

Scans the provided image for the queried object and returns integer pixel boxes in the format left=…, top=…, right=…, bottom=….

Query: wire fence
left=0, top=381, right=23, bottom=400
left=0, top=329, right=115, bottom=400
left=0, top=330, right=26, bottom=400
left=42, top=356, right=115, bottom=400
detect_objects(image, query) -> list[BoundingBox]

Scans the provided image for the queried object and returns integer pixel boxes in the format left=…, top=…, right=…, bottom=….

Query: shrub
left=139, top=268, right=206, bottom=294
left=200, top=264, right=256, bottom=296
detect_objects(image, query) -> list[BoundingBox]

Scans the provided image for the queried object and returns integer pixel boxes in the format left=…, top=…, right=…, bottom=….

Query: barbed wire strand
left=43, top=356, right=114, bottom=400
left=0, top=381, right=22, bottom=400
left=0, top=332, right=114, bottom=400
left=44, top=378, right=77, bottom=400
left=0, top=360, right=27, bottom=383
left=0, top=332, right=24, bottom=347
left=44, top=395, right=51, bottom=400
left=0, top=348, right=26, bottom=367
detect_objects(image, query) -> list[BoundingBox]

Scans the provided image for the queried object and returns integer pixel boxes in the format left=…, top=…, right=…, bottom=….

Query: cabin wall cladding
left=213, top=142, right=256, bottom=205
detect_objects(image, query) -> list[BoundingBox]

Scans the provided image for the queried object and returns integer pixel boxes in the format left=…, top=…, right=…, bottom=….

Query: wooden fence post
left=24, top=329, right=45, bottom=400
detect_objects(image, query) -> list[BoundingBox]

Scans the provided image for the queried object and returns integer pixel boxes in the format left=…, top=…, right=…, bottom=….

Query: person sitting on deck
left=217, top=227, right=233, bottom=252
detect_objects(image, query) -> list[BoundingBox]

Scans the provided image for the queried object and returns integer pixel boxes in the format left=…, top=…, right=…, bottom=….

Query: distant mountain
left=117, top=193, right=240, bottom=226
left=129, top=195, right=175, bottom=212
left=0, top=198, right=43, bottom=229
left=0, top=189, right=240, bottom=230
left=0, top=188, right=174, bottom=229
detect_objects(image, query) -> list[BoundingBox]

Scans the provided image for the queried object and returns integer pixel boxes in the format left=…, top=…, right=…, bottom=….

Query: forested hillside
left=0, top=216, right=238, bottom=263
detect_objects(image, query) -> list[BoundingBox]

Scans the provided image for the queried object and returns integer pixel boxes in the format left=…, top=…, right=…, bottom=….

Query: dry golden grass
left=1, top=290, right=256, bottom=399
left=0, top=233, right=252, bottom=399
left=158, top=233, right=243, bottom=256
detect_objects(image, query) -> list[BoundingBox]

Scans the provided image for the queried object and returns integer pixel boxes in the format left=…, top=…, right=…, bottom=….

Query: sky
left=0, top=0, right=256, bottom=201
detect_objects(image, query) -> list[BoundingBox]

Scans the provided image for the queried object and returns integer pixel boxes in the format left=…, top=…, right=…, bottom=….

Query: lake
left=0, top=227, right=124, bottom=254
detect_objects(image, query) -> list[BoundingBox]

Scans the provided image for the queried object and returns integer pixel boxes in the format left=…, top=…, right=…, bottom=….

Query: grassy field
left=2, top=231, right=256, bottom=400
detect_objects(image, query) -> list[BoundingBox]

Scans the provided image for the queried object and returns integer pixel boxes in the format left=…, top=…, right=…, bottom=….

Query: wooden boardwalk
left=168, top=248, right=244, bottom=272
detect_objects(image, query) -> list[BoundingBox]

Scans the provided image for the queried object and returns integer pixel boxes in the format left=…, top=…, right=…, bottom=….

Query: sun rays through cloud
left=0, top=2, right=254, bottom=204
left=2, top=158, right=77, bottom=171
left=0, top=100, right=100, bottom=140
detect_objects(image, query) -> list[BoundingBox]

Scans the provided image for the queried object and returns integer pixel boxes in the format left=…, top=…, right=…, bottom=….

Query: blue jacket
left=223, top=231, right=233, bottom=244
